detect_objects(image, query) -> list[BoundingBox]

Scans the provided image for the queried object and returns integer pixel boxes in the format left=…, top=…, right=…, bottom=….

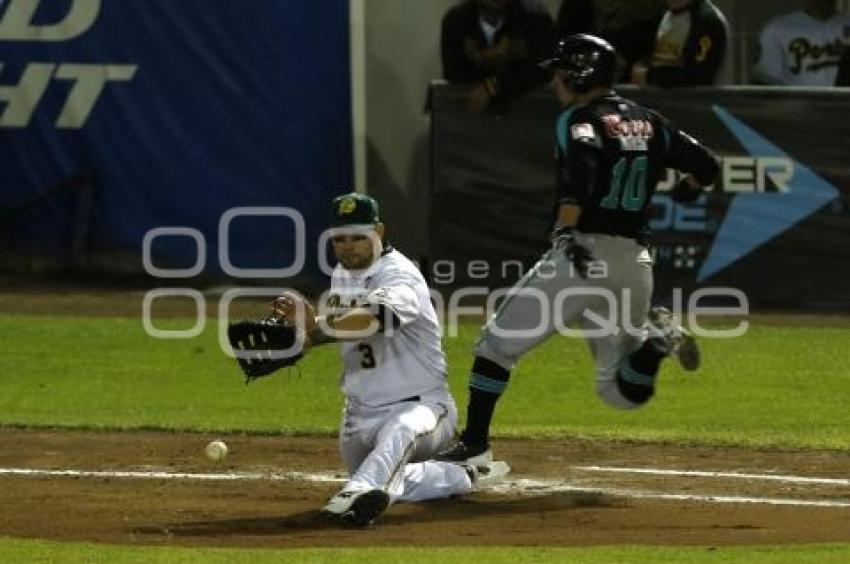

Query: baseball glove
left=227, top=318, right=304, bottom=383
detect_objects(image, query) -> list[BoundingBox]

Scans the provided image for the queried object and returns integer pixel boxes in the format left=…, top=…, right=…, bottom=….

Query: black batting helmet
left=540, top=34, right=617, bottom=93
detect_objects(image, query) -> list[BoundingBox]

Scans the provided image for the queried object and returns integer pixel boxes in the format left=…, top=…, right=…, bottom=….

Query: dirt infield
left=2, top=292, right=849, bottom=548
left=1, top=428, right=848, bottom=548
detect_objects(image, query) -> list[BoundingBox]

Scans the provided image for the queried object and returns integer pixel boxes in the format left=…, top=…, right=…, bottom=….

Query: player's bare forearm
left=555, top=203, right=582, bottom=229
left=305, top=322, right=336, bottom=347
left=307, top=308, right=380, bottom=347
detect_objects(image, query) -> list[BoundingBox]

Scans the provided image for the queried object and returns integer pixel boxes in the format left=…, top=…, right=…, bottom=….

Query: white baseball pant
left=339, top=390, right=473, bottom=502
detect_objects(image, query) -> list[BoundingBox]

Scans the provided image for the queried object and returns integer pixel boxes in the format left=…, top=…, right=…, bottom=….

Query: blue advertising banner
left=0, top=0, right=351, bottom=279
left=429, top=84, right=850, bottom=307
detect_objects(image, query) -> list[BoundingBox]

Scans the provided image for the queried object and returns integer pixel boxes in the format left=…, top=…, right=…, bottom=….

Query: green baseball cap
left=330, top=192, right=380, bottom=227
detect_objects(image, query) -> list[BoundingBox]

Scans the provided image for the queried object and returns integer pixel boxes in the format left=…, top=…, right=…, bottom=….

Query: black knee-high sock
left=460, top=357, right=510, bottom=447
left=616, top=340, right=666, bottom=404
left=629, top=339, right=666, bottom=375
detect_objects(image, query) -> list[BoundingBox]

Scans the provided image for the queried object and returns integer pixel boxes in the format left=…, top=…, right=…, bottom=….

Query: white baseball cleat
left=321, top=488, right=390, bottom=527
left=465, top=460, right=511, bottom=490
left=648, top=306, right=700, bottom=371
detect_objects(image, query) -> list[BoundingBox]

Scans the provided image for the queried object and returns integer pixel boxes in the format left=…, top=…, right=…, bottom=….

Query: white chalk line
left=491, top=479, right=850, bottom=508
left=2, top=465, right=850, bottom=508
left=0, top=467, right=345, bottom=483
left=575, top=465, right=850, bottom=486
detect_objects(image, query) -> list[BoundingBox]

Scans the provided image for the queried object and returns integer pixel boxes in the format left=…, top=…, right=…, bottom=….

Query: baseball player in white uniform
left=754, top=0, right=850, bottom=86
left=272, top=193, right=509, bottom=527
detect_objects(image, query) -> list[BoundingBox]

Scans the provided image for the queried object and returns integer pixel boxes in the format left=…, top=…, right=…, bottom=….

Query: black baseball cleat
left=435, top=440, right=493, bottom=465
left=321, top=488, right=390, bottom=527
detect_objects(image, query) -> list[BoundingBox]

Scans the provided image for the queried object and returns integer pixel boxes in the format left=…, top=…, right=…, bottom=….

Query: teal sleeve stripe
left=555, top=107, right=576, bottom=154
left=662, top=126, right=671, bottom=154
left=471, top=373, right=508, bottom=394
left=619, top=362, right=656, bottom=387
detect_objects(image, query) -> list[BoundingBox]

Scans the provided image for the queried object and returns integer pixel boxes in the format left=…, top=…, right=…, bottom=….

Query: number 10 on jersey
left=600, top=156, right=648, bottom=211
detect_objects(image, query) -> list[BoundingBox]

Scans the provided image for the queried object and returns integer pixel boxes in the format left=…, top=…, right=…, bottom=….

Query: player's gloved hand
left=670, top=175, right=704, bottom=204
left=551, top=227, right=594, bottom=279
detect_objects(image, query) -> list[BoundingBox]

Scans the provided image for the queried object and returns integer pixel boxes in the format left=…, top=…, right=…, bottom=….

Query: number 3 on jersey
left=357, top=343, right=376, bottom=369
left=601, top=155, right=648, bottom=211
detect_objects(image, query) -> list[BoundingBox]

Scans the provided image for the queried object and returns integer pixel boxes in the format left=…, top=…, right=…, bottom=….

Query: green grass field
left=3, top=537, right=850, bottom=564
left=1, top=315, right=848, bottom=449
left=1, top=312, right=849, bottom=561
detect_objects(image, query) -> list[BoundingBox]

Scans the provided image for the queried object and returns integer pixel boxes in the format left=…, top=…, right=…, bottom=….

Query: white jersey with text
left=328, top=248, right=448, bottom=407
left=754, top=11, right=850, bottom=86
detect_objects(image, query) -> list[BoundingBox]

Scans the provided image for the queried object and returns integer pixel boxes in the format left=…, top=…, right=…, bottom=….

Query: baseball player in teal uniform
left=438, top=35, right=720, bottom=464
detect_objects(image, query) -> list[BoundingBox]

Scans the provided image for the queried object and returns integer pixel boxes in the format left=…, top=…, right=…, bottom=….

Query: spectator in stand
left=754, top=0, right=850, bottom=86
left=631, top=0, right=728, bottom=87
left=556, top=0, right=667, bottom=81
left=441, top=0, right=555, bottom=112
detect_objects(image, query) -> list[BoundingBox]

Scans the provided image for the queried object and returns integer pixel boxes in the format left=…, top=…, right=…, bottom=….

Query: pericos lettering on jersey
left=326, top=292, right=361, bottom=310
left=600, top=114, right=654, bottom=151
left=788, top=36, right=847, bottom=74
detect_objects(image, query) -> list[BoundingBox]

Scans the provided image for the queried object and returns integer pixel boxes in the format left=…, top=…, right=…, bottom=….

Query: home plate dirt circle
left=1, top=429, right=848, bottom=548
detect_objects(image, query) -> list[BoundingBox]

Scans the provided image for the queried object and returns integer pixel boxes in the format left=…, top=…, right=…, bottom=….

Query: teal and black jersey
left=554, top=92, right=718, bottom=240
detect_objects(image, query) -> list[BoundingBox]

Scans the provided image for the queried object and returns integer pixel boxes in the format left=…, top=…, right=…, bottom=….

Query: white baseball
left=205, top=440, right=228, bottom=462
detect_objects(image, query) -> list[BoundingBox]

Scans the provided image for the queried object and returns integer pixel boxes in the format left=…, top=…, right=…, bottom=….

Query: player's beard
left=339, top=252, right=375, bottom=271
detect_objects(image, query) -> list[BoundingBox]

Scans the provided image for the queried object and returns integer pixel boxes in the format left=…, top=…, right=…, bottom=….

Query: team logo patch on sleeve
left=571, top=122, right=596, bottom=141
left=571, top=122, right=602, bottom=148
